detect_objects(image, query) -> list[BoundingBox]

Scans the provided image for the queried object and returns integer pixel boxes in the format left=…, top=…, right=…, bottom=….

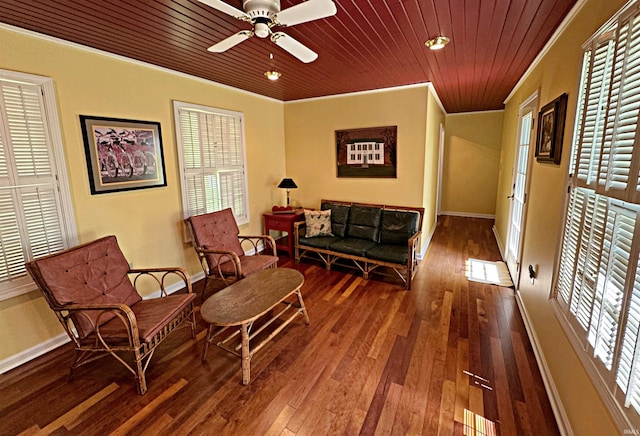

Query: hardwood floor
left=0, top=216, right=560, bottom=435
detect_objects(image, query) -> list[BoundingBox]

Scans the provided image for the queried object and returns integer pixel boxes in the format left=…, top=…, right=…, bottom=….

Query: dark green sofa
left=294, top=200, right=424, bottom=289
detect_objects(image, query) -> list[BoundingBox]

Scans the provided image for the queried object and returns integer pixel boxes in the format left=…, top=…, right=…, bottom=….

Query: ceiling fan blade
left=274, top=0, right=337, bottom=27
left=197, top=0, right=249, bottom=20
left=208, top=30, right=253, bottom=52
left=271, top=32, right=318, bottom=63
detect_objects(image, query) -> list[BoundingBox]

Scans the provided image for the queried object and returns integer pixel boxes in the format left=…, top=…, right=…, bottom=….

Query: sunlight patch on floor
left=466, top=259, right=513, bottom=287
left=463, top=408, right=498, bottom=436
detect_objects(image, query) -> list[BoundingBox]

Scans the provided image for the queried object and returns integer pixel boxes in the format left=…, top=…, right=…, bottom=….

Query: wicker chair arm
left=239, top=235, right=277, bottom=256
left=61, top=303, right=133, bottom=313
left=60, top=303, right=140, bottom=346
left=195, top=247, right=243, bottom=277
left=128, top=267, right=193, bottom=296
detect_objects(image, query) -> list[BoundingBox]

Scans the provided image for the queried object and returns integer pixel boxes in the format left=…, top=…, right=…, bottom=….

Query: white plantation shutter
left=601, top=16, right=640, bottom=200
left=556, top=2, right=640, bottom=427
left=0, top=71, right=75, bottom=300
left=620, top=251, right=640, bottom=409
left=590, top=206, right=635, bottom=370
left=575, top=39, right=615, bottom=187
left=174, top=102, right=249, bottom=224
left=557, top=189, right=587, bottom=305
left=570, top=51, right=591, bottom=177
left=568, top=191, right=606, bottom=333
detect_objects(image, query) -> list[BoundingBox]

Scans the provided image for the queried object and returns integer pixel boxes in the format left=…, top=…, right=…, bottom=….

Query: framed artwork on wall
left=80, top=115, right=167, bottom=194
left=535, top=93, right=568, bottom=164
left=335, top=126, right=397, bottom=178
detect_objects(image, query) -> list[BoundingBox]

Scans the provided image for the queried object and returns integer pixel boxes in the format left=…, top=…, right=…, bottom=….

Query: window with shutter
left=575, top=39, right=615, bottom=187
left=0, top=70, right=76, bottom=301
left=174, top=101, right=249, bottom=225
left=555, top=1, right=640, bottom=428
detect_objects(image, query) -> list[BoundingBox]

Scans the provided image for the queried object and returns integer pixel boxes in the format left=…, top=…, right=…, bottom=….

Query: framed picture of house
left=80, top=115, right=167, bottom=194
left=335, top=126, right=397, bottom=178
left=535, top=93, right=567, bottom=164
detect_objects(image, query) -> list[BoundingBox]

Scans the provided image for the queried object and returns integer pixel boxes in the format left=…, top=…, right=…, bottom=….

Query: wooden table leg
left=202, top=324, right=214, bottom=362
left=240, top=323, right=251, bottom=385
left=296, top=290, right=310, bottom=324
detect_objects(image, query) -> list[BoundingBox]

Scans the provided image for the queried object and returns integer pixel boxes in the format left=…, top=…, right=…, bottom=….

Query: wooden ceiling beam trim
left=426, top=0, right=462, bottom=111
left=344, top=2, right=420, bottom=81
left=132, top=0, right=247, bottom=48
left=480, top=0, right=573, bottom=109
left=472, top=0, right=519, bottom=112
left=373, top=1, right=425, bottom=79
left=388, top=2, right=444, bottom=93
left=479, top=0, right=544, bottom=105
left=470, top=0, right=501, bottom=110
left=0, top=0, right=581, bottom=110
left=330, top=2, right=406, bottom=78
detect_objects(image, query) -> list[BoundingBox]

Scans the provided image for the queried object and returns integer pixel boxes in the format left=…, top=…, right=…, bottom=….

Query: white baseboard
left=492, top=225, right=506, bottom=261
left=440, top=210, right=495, bottom=219
left=418, top=220, right=438, bottom=260
left=1, top=270, right=207, bottom=375
left=0, top=333, right=69, bottom=375
left=515, top=291, right=573, bottom=436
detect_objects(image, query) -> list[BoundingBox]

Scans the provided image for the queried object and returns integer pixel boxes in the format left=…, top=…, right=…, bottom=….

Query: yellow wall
left=5, top=2, right=625, bottom=430
left=0, top=27, right=286, bottom=360
left=494, top=0, right=628, bottom=433
left=423, top=89, right=446, bottom=238
left=442, top=111, right=504, bottom=216
left=283, top=85, right=437, bottom=244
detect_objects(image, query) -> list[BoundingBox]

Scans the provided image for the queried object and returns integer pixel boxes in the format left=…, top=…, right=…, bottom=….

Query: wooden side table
left=263, top=210, right=305, bottom=257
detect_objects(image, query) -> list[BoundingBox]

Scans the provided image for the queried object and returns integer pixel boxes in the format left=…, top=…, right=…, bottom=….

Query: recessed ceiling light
left=264, top=70, right=281, bottom=81
left=425, top=36, right=450, bottom=50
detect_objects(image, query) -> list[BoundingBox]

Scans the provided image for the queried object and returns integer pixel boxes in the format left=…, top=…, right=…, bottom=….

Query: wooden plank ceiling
left=1, top=0, right=577, bottom=113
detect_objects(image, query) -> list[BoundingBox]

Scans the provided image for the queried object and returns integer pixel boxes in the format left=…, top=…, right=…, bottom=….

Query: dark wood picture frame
left=535, top=93, right=568, bottom=164
left=335, top=126, right=397, bottom=178
left=80, top=115, right=167, bottom=194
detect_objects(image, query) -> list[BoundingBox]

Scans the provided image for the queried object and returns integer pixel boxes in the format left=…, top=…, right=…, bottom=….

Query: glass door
left=506, top=93, right=538, bottom=284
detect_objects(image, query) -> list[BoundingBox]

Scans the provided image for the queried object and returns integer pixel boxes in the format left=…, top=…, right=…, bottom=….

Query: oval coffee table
left=201, top=268, right=310, bottom=384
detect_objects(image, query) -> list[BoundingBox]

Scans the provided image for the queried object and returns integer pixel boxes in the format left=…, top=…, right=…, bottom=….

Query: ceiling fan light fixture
left=254, top=21, right=270, bottom=38
left=264, top=70, right=281, bottom=81
left=425, top=36, right=450, bottom=50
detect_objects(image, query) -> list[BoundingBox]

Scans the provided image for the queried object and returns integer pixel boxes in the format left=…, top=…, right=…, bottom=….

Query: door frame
left=505, top=90, right=539, bottom=287
left=436, top=122, right=445, bottom=218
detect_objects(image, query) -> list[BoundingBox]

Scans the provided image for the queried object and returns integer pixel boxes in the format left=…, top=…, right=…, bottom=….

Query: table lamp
left=278, top=178, right=297, bottom=206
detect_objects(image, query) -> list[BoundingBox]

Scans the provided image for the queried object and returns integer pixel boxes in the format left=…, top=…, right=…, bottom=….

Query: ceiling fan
left=197, top=0, right=337, bottom=63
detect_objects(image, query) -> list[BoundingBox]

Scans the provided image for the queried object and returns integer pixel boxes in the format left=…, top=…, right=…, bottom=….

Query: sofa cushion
left=379, top=210, right=420, bottom=245
left=299, top=235, right=343, bottom=249
left=304, top=209, right=334, bottom=237
left=329, top=238, right=377, bottom=257
left=347, top=205, right=382, bottom=242
left=366, top=244, right=409, bottom=265
left=321, top=202, right=350, bottom=237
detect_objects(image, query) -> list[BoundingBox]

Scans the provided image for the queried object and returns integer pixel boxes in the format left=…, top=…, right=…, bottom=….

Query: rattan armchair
left=25, top=235, right=197, bottom=395
left=185, top=208, right=279, bottom=297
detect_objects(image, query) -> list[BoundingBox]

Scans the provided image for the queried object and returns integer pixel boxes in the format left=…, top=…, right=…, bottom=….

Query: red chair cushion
left=188, top=208, right=244, bottom=268
left=33, top=235, right=141, bottom=338
left=217, top=253, right=278, bottom=276
left=97, top=293, right=196, bottom=343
